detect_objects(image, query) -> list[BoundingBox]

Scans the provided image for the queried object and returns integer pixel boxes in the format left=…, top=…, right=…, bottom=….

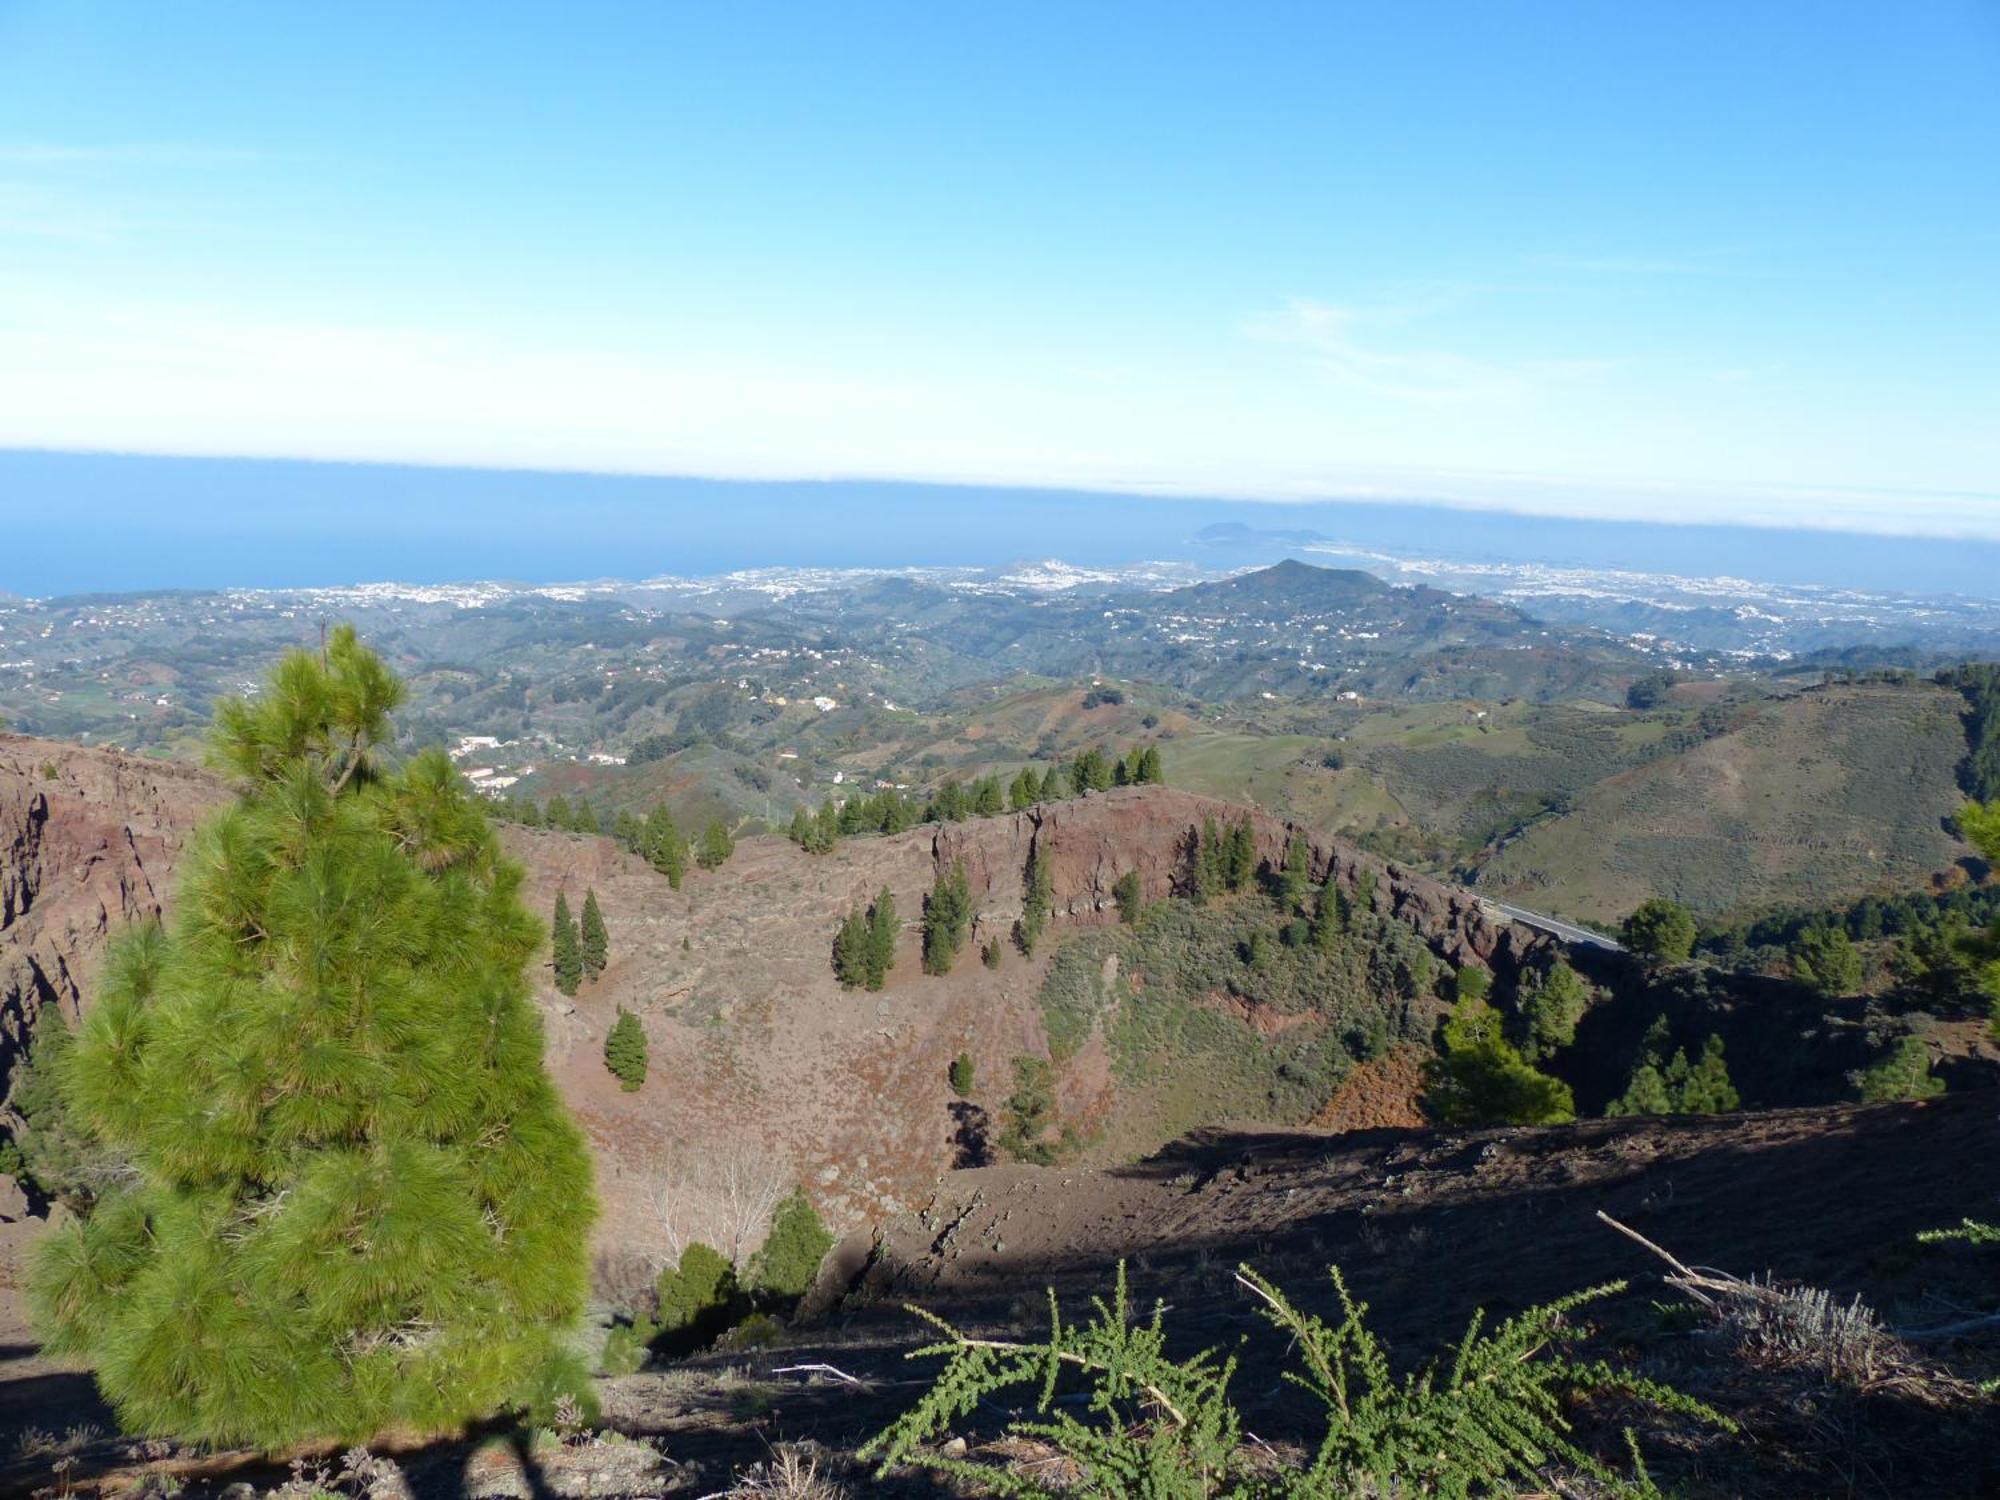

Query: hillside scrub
left=28, top=626, right=597, bottom=1449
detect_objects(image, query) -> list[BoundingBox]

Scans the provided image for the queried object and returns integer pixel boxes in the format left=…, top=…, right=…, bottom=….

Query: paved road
left=1482, top=899, right=1625, bottom=952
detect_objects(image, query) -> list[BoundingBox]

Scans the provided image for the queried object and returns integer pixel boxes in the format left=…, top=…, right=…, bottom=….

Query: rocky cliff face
left=0, top=739, right=1541, bottom=1272
left=0, top=736, right=224, bottom=1103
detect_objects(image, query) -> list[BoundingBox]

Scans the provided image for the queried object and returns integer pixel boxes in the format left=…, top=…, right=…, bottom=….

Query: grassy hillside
left=1473, top=681, right=1971, bottom=921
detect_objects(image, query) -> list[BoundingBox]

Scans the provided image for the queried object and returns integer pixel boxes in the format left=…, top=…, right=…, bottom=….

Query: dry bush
left=644, top=1137, right=795, bottom=1268
left=722, top=1443, right=848, bottom=1498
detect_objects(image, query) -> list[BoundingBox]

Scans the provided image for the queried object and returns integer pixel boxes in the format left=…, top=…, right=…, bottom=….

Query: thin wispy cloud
left=1246, top=299, right=1611, bottom=405
left=1528, top=252, right=1749, bottom=277
left=0, top=141, right=267, bottom=169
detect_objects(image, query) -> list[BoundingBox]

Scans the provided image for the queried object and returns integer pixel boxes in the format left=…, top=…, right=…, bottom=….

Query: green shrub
left=28, top=627, right=596, bottom=1450
left=863, top=1260, right=1727, bottom=1496
left=598, top=1321, right=653, bottom=1376
left=749, top=1189, right=835, bottom=1302
left=949, top=1052, right=976, bottom=1097
left=1607, top=1030, right=1739, bottom=1116
left=603, top=1009, right=648, bottom=1091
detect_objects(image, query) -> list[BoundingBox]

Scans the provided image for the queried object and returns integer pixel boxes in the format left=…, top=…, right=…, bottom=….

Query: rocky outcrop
left=0, top=736, right=225, bottom=1102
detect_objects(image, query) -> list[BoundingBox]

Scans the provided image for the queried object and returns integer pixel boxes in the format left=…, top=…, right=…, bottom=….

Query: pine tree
left=1037, top=764, right=1068, bottom=802
left=788, top=805, right=813, bottom=846
left=545, top=792, right=573, bottom=830
left=1276, top=834, right=1312, bottom=916
left=1138, top=745, right=1164, bottom=785
left=697, top=818, right=734, bottom=870
left=1425, top=995, right=1574, bottom=1126
left=832, top=908, right=871, bottom=989
left=1018, top=841, right=1053, bottom=955
left=28, top=627, right=595, bottom=1448
left=865, top=887, right=898, bottom=989
left=749, top=1188, right=835, bottom=1302
left=604, top=1009, right=648, bottom=1091
left=642, top=804, right=687, bottom=888
left=580, top=888, right=609, bottom=980
left=1187, top=815, right=1219, bottom=903
left=1225, top=817, right=1258, bottom=891
left=1114, top=869, right=1143, bottom=923
left=1518, top=959, right=1590, bottom=1061
left=924, top=860, right=974, bottom=975
left=1008, top=768, right=1037, bottom=812
left=552, top=891, right=583, bottom=996
left=572, top=798, right=600, bottom=835
left=972, top=776, right=1005, bottom=817
left=1311, top=870, right=1348, bottom=951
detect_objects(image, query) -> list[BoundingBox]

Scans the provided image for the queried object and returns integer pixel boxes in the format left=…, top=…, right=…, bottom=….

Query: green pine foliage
left=28, top=626, right=596, bottom=1449
left=924, top=860, right=974, bottom=975
left=1275, top=834, right=1312, bottom=918
left=1517, top=959, right=1591, bottom=1061
left=862, top=1260, right=1727, bottom=1497
left=1223, top=818, right=1257, bottom=892
left=1622, top=898, right=1697, bottom=964
left=1018, top=841, right=1054, bottom=955
left=1607, top=1027, right=1740, bottom=1116
left=1310, top=869, right=1348, bottom=952
left=949, top=1052, right=976, bottom=1097
left=866, top=887, right=899, bottom=986
left=999, top=1054, right=1065, bottom=1165
left=654, top=1241, right=739, bottom=1342
left=603, top=1009, right=647, bottom=1091
left=551, top=892, right=582, bottom=996
left=696, top=818, right=735, bottom=870
left=580, top=887, right=609, bottom=979
left=749, top=1188, right=835, bottom=1302
left=5, top=1011, right=120, bottom=1212
left=1425, top=994, right=1575, bottom=1126
left=832, top=908, right=871, bottom=989
left=1114, top=869, right=1143, bottom=923
left=1851, top=1034, right=1946, bottom=1102
left=641, top=804, right=687, bottom=888
left=1789, top=923, right=1861, bottom=996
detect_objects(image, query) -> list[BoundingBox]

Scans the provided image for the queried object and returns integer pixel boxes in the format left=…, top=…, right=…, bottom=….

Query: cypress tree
left=29, top=627, right=595, bottom=1448
left=580, top=888, right=609, bottom=980
left=604, top=1009, right=647, bottom=1091
left=552, top=892, right=582, bottom=996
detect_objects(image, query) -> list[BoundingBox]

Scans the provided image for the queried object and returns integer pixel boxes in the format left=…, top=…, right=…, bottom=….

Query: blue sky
left=1, top=2, right=1997, bottom=537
